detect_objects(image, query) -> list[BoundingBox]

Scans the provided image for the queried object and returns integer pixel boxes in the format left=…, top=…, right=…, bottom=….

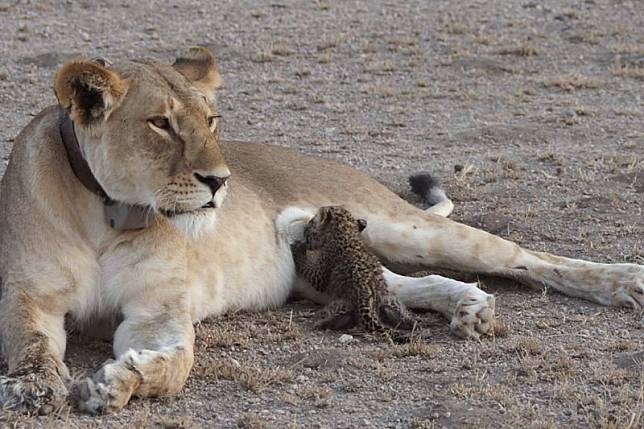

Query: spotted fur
left=292, top=206, right=418, bottom=341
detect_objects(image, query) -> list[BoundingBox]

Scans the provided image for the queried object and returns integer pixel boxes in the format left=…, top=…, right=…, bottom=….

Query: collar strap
left=59, top=107, right=113, bottom=204
left=58, top=107, right=156, bottom=230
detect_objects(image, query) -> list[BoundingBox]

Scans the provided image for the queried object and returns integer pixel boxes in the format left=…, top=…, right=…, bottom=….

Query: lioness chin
left=0, top=47, right=642, bottom=415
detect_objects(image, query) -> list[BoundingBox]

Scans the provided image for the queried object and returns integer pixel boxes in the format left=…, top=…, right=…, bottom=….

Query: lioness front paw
left=450, top=290, right=496, bottom=340
left=78, top=377, right=123, bottom=415
left=0, top=372, right=68, bottom=415
left=78, top=359, right=140, bottom=414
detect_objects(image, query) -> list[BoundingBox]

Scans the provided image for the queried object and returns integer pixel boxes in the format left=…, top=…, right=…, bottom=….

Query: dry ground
left=0, top=0, right=643, bottom=428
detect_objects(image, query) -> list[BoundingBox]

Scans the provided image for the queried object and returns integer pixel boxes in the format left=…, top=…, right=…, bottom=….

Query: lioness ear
left=54, top=60, right=128, bottom=127
left=356, top=219, right=368, bottom=232
left=173, top=46, right=222, bottom=101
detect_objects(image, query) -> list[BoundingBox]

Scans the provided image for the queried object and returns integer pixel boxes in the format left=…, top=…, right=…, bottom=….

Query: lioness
left=0, top=47, right=641, bottom=415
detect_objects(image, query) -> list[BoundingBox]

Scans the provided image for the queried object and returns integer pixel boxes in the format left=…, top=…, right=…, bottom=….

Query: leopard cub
left=291, top=206, right=419, bottom=342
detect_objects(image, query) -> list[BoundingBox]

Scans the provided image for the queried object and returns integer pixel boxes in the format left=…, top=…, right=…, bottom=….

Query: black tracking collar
left=58, top=107, right=156, bottom=230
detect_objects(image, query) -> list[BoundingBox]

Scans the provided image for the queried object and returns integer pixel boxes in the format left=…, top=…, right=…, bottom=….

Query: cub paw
left=316, top=313, right=358, bottom=331
left=0, top=371, right=68, bottom=415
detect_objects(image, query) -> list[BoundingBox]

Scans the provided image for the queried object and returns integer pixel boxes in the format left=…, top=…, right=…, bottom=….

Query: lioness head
left=53, top=46, right=230, bottom=236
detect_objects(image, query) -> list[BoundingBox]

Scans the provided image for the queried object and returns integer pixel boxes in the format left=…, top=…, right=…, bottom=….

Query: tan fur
left=54, top=60, right=129, bottom=128
left=172, top=46, right=222, bottom=101
left=1, top=47, right=642, bottom=415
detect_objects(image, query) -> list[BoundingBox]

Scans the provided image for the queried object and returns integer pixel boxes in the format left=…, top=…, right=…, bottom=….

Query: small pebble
left=339, top=334, right=354, bottom=343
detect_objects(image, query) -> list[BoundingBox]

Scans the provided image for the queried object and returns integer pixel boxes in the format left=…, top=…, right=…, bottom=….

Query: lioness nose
left=194, top=173, right=229, bottom=195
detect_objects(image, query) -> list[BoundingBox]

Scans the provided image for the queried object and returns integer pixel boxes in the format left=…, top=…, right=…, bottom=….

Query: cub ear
left=54, top=60, right=128, bottom=127
left=317, top=206, right=333, bottom=227
left=172, top=46, right=222, bottom=102
left=356, top=218, right=368, bottom=232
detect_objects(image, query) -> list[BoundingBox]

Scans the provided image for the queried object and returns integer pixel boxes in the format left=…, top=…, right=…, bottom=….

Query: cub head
left=304, top=206, right=367, bottom=250
left=53, top=46, right=229, bottom=236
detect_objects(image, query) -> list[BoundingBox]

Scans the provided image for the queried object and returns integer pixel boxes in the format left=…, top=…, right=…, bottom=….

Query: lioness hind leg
left=78, top=307, right=194, bottom=414
left=0, top=290, right=69, bottom=414
left=364, top=211, right=644, bottom=311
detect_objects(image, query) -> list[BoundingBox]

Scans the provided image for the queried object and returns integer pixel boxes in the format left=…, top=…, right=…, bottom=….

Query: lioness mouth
left=160, top=202, right=216, bottom=218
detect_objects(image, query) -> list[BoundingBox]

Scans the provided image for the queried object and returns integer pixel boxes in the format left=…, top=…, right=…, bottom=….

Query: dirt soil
left=1, top=0, right=643, bottom=428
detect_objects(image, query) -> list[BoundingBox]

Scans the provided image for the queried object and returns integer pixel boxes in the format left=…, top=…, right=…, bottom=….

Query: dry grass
left=387, top=36, right=422, bottom=56
left=364, top=60, right=396, bottom=74
left=197, top=359, right=293, bottom=393
left=410, top=418, right=436, bottom=429
left=392, top=342, right=442, bottom=358
left=358, top=82, right=399, bottom=98
left=252, top=49, right=276, bottom=63
left=447, top=382, right=473, bottom=399
left=237, top=413, right=268, bottom=429
left=297, top=385, right=334, bottom=408
left=359, top=39, right=377, bottom=54
left=470, top=32, right=494, bottom=45
left=509, top=337, right=545, bottom=356
left=542, top=74, right=605, bottom=91
left=0, top=411, right=55, bottom=428
left=195, top=315, right=303, bottom=351
left=610, top=43, right=644, bottom=55
left=270, top=43, right=291, bottom=57
left=602, top=339, right=639, bottom=353
left=610, top=55, right=644, bottom=80
left=153, top=416, right=196, bottom=428
left=492, top=318, right=510, bottom=337
left=317, top=52, right=331, bottom=64
left=497, top=42, right=539, bottom=57
left=612, top=107, right=644, bottom=117
left=453, top=163, right=476, bottom=182
left=317, top=36, right=342, bottom=51
left=250, top=40, right=292, bottom=63
left=443, top=17, right=469, bottom=35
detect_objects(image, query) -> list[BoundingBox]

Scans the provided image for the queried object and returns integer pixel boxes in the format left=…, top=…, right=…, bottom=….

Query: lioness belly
left=181, top=142, right=416, bottom=323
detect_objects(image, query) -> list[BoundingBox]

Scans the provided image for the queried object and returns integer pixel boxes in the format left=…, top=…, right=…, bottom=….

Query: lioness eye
left=148, top=117, right=170, bottom=130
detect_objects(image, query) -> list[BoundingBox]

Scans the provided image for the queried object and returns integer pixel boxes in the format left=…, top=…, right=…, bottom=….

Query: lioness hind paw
left=450, top=290, right=496, bottom=340
left=610, top=268, right=644, bottom=310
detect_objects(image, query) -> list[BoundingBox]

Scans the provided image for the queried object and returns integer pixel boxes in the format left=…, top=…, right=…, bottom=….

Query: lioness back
left=220, top=141, right=414, bottom=216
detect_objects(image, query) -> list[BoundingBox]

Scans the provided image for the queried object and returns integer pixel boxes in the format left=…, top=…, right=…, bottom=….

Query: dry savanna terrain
left=0, top=0, right=642, bottom=428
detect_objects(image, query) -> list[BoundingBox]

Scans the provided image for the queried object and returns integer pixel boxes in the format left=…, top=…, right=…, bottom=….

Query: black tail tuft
left=409, top=173, right=439, bottom=198
left=409, top=172, right=448, bottom=206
